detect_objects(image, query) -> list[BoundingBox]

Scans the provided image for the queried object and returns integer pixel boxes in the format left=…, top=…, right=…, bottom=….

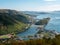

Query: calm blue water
left=18, top=13, right=60, bottom=37
left=37, top=13, right=60, bottom=32
left=17, top=24, right=39, bottom=37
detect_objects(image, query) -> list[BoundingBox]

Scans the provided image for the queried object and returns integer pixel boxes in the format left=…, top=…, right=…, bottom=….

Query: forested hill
left=0, top=9, right=29, bottom=35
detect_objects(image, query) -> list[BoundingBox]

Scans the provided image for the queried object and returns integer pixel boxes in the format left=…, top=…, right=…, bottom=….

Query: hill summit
left=0, top=9, right=29, bottom=35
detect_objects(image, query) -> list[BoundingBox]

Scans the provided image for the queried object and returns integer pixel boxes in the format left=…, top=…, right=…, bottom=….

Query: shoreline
left=16, top=24, right=31, bottom=34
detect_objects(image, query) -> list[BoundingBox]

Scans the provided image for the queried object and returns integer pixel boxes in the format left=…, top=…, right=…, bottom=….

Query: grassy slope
left=0, top=9, right=29, bottom=35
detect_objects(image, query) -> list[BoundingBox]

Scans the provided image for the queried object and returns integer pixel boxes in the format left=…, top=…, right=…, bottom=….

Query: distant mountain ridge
left=21, top=11, right=60, bottom=15
left=21, top=11, right=50, bottom=15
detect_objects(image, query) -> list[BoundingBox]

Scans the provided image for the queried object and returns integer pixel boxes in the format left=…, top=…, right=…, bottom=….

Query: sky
left=0, top=0, right=60, bottom=11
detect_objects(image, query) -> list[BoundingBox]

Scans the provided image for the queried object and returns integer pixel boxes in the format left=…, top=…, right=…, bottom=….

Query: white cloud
left=22, top=5, right=60, bottom=11
left=38, top=5, right=60, bottom=11
left=16, top=4, right=60, bottom=12
left=44, top=0, right=56, bottom=1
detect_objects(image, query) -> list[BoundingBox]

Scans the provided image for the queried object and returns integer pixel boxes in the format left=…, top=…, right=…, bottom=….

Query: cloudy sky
left=0, top=0, right=60, bottom=11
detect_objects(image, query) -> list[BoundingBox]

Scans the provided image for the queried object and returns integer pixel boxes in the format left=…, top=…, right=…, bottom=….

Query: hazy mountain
left=21, top=11, right=60, bottom=15
left=21, top=11, right=50, bottom=15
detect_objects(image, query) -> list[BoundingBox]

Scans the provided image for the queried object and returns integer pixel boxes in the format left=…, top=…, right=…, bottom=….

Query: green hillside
left=0, top=9, right=29, bottom=35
